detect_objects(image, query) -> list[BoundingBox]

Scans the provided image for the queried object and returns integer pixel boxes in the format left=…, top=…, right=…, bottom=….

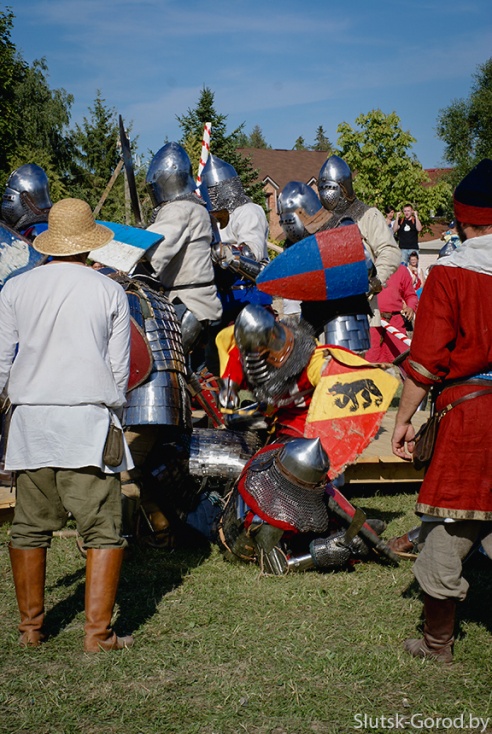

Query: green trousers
left=11, top=466, right=125, bottom=550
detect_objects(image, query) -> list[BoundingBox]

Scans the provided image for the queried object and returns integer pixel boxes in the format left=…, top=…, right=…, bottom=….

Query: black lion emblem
left=328, top=379, right=384, bottom=412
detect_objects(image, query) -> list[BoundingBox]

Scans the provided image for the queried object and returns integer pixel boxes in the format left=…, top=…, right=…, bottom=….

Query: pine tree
left=293, top=136, right=308, bottom=151
left=248, top=125, right=271, bottom=149
left=68, top=92, right=125, bottom=221
left=311, top=125, right=333, bottom=152
left=176, top=86, right=265, bottom=206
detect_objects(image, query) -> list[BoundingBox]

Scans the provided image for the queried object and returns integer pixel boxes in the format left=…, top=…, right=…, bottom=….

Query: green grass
left=1, top=489, right=491, bottom=734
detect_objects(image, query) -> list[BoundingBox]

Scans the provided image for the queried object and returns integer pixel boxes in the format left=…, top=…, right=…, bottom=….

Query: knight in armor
left=218, top=431, right=394, bottom=574
left=1, top=164, right=52, bottom=240
left=217, top=304, right=324, bottom=439
left=110, top=270, right=193, bottom=546
left=144, top=142, right=222, bottom=357
left=277, top=180, right=322, bottom=248
left=201, top=154, right=272, bottom=373
left=277, top=181, right=322, bottom=322
left=300, top=155, right=400, bottom=352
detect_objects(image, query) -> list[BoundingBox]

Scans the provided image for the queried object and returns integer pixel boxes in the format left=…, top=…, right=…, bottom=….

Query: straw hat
left=33, top=198, right=113, bottom=256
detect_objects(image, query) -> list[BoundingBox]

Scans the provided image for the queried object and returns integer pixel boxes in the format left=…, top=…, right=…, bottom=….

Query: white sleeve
left=107, top=288, right=131, bottom=406
left=147, top=206, right=189, bottom=279
left=230, top=205, right=269, bottom=261
left=358, top=208, right=401, bottom=287
left=0, top=286, right=19, bottom=394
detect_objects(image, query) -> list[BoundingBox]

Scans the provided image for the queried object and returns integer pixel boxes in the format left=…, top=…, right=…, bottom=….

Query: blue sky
left=9, top=0, right=492, bottom=169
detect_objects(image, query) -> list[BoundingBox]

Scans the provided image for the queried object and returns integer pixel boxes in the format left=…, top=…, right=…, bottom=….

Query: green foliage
left=437, top=57, right=492, bottom=185
left=177, top=86, right=266, bottom=207
left=292, top=135, right=308, bottom=150
left=0, top=8, right=23, bottom=174
left=237, top=124, right=271, bottom=149
left=311, top=125, right=333, bottom=152
left=0, top=10, right=73, bottom=185
left=68, top=92, right=125, bottom=221
left=337, top=109, right=452, bottom=226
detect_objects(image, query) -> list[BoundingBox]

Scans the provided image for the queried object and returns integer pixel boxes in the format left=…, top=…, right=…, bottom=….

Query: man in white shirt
left=0, top=198, right=134, bottom=652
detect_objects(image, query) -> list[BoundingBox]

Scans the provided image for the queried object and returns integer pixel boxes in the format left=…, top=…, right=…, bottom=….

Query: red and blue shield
left=257, top=224, right=368, bottom=301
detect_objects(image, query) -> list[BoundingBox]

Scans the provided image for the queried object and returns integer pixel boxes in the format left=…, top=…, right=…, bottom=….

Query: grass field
left=1, top=487, right=491, bottom=734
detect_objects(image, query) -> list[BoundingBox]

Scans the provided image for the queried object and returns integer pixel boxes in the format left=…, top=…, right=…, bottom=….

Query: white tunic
left=219, top=202, right=269, bottom=261
left=0, top=263, right=133, bottom=472
left=147, top=199, right=222, bottom=322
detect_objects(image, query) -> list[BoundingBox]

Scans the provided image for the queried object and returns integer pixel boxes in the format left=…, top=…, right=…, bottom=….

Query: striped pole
left=196, top=122, right=212, bottom=190
left=380, top=319, right=412, bottom=347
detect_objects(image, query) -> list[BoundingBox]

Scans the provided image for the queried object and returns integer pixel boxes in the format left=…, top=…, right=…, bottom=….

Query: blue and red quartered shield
left=257, top=224, right=368, bottom=301
left=305, top=346, right=399, bottom=479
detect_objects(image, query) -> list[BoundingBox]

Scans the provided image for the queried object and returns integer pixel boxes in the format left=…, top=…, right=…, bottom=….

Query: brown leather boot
left=404, top=594, right=455, bottom=664
left=84, top=548, right=134, bottom=652
left=9, top=545, right=47, bottom=646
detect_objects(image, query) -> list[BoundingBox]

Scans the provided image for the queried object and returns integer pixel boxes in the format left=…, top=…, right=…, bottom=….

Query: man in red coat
left=392, top=159, right=492, bottom=663
left=365, top=264, right=418, bottom=363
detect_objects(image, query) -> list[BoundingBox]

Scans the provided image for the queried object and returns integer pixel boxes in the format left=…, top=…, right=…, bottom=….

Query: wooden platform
left=0, top=480, right=15, bottom=525
left=344, top=409, right=428, bottom=484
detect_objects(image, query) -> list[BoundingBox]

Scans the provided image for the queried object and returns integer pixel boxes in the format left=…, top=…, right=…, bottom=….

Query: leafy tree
left=68, top=92, right=125, bottom=221
left=292, top=136, right=308, bottom=151
left=437, top=58, right=492, bottom=185
left=337, top=109, right=451, bottom=226
left=0, top=8, right=23, bottom=174
left=311, top=125, right=333, bottom=152
left=176, top=86, right=265, bottom=206
left=0, top=9, right=73, bottom=186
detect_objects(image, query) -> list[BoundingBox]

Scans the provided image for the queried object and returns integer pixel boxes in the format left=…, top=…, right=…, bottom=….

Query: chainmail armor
left=207, top=176, right=251, bottom=213
left=318, top=198, right=369, bottom=231
left=239, top=449, right=329, bottom=533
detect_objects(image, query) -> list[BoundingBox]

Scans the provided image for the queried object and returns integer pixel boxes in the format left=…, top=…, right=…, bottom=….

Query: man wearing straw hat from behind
left=0, top=198, right=135, bottom=652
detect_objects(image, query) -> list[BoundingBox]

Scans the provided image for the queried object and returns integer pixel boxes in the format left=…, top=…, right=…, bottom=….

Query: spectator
left=395, top=204, right=423, bottom=265
left=0, top=198, right=134, bottom=652
left=407, top=251, right=426, bottom=292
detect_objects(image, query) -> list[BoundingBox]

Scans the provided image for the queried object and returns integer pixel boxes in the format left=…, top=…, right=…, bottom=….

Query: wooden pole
left=92, top=159, right=124, bottom=218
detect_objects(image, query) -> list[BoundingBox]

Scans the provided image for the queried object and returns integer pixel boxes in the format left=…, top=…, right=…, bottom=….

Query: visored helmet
left=234, top=304, right=294, bottom=386
left=146, top=142, right=196, bottom=207
left=277, top=181, right=322, bottom=243
left=1, top=164, right=52, bottom=229
left=317, top=155, right=354, bottom=212
left=201, top=154, right=250, bottom=213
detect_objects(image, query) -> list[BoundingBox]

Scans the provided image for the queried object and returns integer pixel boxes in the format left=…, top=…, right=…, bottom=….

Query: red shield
left=305, top=347, right=399, bottom=479
left=128, top=317, right=153, bottom=391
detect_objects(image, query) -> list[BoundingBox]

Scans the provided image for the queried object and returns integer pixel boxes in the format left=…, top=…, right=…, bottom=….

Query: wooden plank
left=344, top=409, right=428, bottom=483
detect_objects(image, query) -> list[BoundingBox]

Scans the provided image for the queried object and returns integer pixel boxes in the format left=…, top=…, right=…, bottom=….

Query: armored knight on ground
left=301, top=155, right=400, bottom=352
left=1, top=164, right=52, bottom=240
left=215, top=305, right=395, bottom=572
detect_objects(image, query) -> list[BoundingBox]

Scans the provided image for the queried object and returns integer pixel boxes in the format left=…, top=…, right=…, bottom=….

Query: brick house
left=238, top=147, right=452, bottom=244
left=238, top=148, right=328, bottom=241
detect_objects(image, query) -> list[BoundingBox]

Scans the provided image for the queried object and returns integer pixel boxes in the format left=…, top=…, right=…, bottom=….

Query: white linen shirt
left=147, top=199, right=222, bottom=322
left=219, top=202, right=269, bottom=261
left=0, top=263, right=133, bottom=472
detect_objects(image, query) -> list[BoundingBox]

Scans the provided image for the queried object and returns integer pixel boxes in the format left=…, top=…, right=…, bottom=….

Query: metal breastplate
left=122, top=278, right=191, bottom=428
